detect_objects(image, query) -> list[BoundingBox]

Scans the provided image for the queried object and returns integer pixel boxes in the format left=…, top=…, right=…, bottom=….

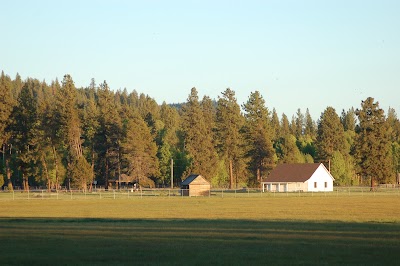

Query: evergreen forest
left=1, top=71, right=399, bottom=190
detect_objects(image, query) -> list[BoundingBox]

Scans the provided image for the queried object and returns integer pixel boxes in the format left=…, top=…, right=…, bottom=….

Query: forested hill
left=0, top=71, right=399, bottom=191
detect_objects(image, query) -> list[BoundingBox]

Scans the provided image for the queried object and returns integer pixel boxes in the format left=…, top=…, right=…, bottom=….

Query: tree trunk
left=52, top=146, right=59, bottom=191
left=6, top=159, right=13, bottom=191
left=22, top=172, right=29, bottom=192
left=105, top=152, right=109, bottom=190
left=89, top=144, right=95, bottom=192
left=370, top=176, right=375, bottom=191
left=41, top=155, right=50, bottom=192
left=227, top=160, right=233, bottom=189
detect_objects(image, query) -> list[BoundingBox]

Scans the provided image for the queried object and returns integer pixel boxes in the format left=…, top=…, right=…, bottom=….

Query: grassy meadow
left=0, top=195, right=399, bottom=265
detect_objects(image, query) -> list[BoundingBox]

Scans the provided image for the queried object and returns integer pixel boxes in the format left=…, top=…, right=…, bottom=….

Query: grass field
left=0, top=196, right=399, bottom=265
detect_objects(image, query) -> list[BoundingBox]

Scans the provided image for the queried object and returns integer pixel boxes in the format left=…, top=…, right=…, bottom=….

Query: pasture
left=0, top=195, right=399, bottom=265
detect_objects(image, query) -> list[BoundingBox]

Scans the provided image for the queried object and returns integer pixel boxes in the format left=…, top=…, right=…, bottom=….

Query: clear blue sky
left=1, top=0, right=399, bottom=119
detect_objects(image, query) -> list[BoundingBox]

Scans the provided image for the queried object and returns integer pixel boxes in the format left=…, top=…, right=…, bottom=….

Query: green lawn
left=0, top=196, right=399, bottom=265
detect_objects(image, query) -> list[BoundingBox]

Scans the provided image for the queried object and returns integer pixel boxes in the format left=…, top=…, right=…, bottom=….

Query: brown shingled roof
left=263, top=163, right=322, bottom=182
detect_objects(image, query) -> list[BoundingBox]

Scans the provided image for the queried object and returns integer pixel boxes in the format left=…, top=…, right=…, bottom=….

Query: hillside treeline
left=0, top=71, right=399, bottom=190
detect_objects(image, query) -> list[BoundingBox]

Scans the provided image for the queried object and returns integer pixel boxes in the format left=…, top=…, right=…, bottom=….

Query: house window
left=324, top=182, right=327, bottom=188
left=314, top=182, right=317, bottom=188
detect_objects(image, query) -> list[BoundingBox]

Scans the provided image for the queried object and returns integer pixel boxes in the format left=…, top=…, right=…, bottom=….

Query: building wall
left=287, top=182, right=307, bottom=192
left=307, top=165, right=334, bottom=192
left=264, top=182, right=307, bottom=192
left=189, top=184, right=210, bottom=196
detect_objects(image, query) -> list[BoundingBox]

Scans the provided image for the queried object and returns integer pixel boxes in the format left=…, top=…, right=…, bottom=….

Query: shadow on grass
left=0, top=218, right=399, bottom=265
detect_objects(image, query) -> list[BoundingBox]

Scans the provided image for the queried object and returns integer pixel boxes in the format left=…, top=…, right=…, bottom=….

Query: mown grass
left=0, top=197, right=399, bottom=265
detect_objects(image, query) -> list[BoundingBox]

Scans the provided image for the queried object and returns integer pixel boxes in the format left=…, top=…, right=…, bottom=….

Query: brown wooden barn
left=181, top=174, right=210, bottom=196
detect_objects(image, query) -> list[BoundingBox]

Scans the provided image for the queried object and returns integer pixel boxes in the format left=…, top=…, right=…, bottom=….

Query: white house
left=261, top=163, right=334, bottom=192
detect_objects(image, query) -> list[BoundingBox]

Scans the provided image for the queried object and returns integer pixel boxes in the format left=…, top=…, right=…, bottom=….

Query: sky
left=1, top=0, right=399, bottom=119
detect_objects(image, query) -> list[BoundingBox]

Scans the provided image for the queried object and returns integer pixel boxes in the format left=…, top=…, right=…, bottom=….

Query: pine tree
left=121, top=115, right=159, bottom=186
left=242, top=91, right=275, bottom=185
left=157, top=102, right=181, bottom=186
left=316, top=107, right=346, bottom=163
left=8, top=82, right=41, bottom=191
left=200, top=96, right=219, bottom=178
left=270, top=108, right=280, bottom=141
left=40, top=79, right=65, bottom=190
left=304, top=108, right=316, bottom=139
left=294, top=108, right=304, bottom=138
left=0, top=71, right=14, bottom=189
left=159, top=101, right=180, bottom=146
left=181, top=88, right=217, bottom=181
left=81, top=92, right=99, bottom=190
left=280, top=113, right=290, bottom=136
left=56, top=75, right=92, bottom=190
left=96, top=80, right=122, bottom=189
left=387, top=108, right=400, bottom=183
left=12, top=73, right=23, bottom=100
left=341, top=108, right=356, bottom=132
left=274, top=134, right=305, bottom=163
left=355, top=97, right=393, bottom=188
left=215, top=88, right=246, bottom=188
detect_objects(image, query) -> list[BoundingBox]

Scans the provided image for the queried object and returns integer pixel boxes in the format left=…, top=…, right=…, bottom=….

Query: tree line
left=0, top=71, right=399, bottom=190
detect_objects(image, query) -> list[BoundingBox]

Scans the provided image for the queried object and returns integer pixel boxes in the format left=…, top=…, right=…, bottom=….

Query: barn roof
left=263, top=163, right=323, bottom=183
left=181, top=174, right=209, bottom=185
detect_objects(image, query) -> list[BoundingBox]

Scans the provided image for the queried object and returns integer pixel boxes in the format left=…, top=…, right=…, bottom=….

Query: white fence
left=0, top=186, right=399, bottom=200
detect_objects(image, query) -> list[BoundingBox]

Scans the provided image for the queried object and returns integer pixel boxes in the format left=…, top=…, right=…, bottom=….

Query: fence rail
left=0, top=186, right=399, bottom=200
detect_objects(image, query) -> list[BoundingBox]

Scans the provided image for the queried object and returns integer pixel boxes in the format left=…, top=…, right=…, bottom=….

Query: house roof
left=181, top=174, right=209, bottom=185
left=263, top=163, right=324, bottom=183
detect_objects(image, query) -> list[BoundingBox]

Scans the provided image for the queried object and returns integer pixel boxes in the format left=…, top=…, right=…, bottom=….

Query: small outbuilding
left=181, top=174, right=210, bottom=196
left=261, top=163, right=334, bottom=192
